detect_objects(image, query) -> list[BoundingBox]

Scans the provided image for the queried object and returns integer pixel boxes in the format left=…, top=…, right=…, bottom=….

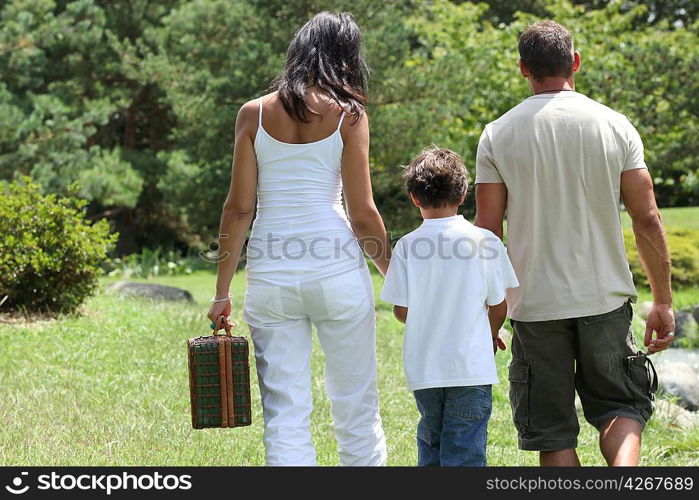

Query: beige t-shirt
left=475, top=91, right=645, bottom=321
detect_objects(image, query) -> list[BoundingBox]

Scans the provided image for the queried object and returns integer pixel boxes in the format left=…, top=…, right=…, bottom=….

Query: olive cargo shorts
left=509, top=300, right=657, bottom=451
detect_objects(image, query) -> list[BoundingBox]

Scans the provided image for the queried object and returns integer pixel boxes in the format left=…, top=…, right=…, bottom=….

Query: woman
left=207, top=12, right=390, bottom=466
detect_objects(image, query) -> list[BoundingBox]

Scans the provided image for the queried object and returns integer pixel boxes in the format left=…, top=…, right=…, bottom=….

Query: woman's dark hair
left=272, top=11, right=368, bottom=123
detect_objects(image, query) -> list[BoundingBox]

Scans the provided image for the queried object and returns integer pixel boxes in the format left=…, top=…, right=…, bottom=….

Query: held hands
left=645, top=302, right=675, bottom=354
left=493, top=335, right=507, bottom=355
left=207, top=297, right=234, bottom=333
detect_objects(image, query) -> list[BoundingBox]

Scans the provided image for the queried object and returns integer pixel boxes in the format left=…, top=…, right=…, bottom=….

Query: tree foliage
left=1, top=0, right=697, bottom=248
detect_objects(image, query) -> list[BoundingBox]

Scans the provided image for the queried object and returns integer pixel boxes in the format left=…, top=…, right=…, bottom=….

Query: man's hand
left=645, top=303, right=675, bottom=354
left=493, top=335, right=507, bottom=355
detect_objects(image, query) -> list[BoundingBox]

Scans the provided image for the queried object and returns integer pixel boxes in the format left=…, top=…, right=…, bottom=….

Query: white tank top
left=246, top=98, right=364, bottom=278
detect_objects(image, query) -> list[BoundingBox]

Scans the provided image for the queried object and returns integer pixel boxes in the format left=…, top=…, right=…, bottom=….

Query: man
left=475, top=20, right=675, bottom=466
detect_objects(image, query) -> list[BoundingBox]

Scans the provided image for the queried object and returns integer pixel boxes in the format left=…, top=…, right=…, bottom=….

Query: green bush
left=675, top=318, right=699, bottom=349
left=0, top=177, right=117, bottom=314
left=104, top=247, right=200, bottom=279
left=624, top=226, right=699, bottom=288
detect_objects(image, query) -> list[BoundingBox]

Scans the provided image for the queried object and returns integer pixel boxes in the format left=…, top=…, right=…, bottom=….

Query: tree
left=0, top=0, right=183, bottom=254
left=1, top=0, right=696, bottom=250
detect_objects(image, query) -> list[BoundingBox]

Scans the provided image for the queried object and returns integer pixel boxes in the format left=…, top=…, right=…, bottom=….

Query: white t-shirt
left=475, top=91, right=645, bottom=322
left=380, top=215, right=519, bottom=391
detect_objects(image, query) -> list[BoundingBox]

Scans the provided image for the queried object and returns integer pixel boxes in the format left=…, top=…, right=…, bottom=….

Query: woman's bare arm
left=207, top=100, right=259, bottom=329
left=341, top=113, right=391, bottom=276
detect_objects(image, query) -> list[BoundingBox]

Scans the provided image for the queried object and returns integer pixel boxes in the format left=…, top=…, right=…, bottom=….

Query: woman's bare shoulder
left=342, top=109, right=368, bottom=127
left=340, top=109, right=368, bottom=142
left=236, top=92, right=277, bottom=132
left=238, top=92, right=275, bottom=117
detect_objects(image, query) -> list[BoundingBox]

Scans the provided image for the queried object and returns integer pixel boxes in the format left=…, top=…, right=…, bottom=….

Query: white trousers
left=243, top=267, right=387, bottom=466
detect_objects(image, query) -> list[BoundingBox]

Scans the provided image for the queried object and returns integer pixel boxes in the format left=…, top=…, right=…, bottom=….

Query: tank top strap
left=336, top=111, right=346, bottom=131
left=258, top=98, right=263, bottom=126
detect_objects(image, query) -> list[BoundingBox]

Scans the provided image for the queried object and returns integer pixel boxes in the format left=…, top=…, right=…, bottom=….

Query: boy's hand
left=493, top=335, right=507, bottom=354
left=393, top=305, right=408, bottom=324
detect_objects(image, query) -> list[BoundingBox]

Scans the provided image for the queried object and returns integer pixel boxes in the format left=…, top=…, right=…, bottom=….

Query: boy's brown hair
left=403, top=146, right=468, bottom=208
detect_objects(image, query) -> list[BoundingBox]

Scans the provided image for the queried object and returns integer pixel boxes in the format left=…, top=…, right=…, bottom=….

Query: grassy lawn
left=621, top=206, right=699, bottom=231
left=482, top=206, right=698, bottom=244
left=1, top=270, right=698, bottom=466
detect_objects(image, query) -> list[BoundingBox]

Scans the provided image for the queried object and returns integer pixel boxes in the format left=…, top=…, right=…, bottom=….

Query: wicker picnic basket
left=187, top=328, right=252, bottom=429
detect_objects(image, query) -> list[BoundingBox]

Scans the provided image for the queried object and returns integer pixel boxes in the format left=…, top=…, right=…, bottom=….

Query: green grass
left=494, top=206, right=699, bottom=242
left=621, top=206, right=699, bottom=231
left=1, top=271, right=698, bottom=466
left=636, top=287, right=699, bottom=311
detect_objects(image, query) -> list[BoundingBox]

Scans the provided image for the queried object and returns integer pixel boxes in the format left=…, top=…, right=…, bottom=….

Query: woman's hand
left=207, top=298, right=234, bottom=332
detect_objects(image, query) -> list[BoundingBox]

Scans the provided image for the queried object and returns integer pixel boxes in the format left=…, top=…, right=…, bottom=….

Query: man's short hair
left=518, top=20, right=574, bottom=81
left=403, top=146, right=468, bottom=208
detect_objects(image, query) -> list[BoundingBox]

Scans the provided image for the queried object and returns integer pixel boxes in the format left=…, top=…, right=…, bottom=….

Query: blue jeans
left=413, top=385, right=492, bottom=466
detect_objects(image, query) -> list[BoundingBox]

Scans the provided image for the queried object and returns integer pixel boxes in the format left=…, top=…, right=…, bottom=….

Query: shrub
left=104, top=247, right=199, bottom=279
left=675, top=317, right=699, bottom=349
left=624, top=226, right=699, bottom=288
left=0, top=177, right=117, bottom=314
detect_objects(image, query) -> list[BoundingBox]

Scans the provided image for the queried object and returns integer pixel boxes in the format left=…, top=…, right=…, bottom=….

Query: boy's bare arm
left=488, top=300, right=507, bottom=337
left=488, top=300, right=508, bottom=353
left=394, top=305, right=408, bottom=323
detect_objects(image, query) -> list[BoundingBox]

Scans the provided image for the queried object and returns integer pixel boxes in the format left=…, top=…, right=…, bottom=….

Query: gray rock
left=693, top=305, right=699, bottom=325
left=656, top=362, right=699, bottom=411
left=654, top=399, right=699, bottom=429
left=636, top=301, right=654, bottom=320
left=675, top=310, right=697, bottom=339
left=107, top=281, right=194, bottom=303
left=652, top=348, right=699, bottom=373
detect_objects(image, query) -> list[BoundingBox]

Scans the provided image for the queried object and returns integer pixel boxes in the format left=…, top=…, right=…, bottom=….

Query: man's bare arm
left=621, top=168, right=674, bottom=354
left=474, top=183, right=507, bottom=239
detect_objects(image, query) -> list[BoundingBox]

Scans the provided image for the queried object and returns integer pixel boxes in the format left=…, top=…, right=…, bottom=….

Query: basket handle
left=211, top=315, right=232, bottom=337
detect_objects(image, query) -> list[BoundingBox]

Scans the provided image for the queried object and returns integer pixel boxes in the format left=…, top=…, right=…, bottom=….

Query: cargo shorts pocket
left=318, top=271, right=371, bottom=321
left=508, top=358, right=531, bottom=433
left=623, top=353, right=657, bottom=422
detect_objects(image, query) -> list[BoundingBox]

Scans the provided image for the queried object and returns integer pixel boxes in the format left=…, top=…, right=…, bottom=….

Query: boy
left=381, top=146, right=519, bottom=466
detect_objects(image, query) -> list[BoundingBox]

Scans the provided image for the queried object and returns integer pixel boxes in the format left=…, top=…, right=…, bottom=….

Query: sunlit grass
left=621, top=206, right=699, bottom=231
left=1, top=271, right=697, bottom=466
